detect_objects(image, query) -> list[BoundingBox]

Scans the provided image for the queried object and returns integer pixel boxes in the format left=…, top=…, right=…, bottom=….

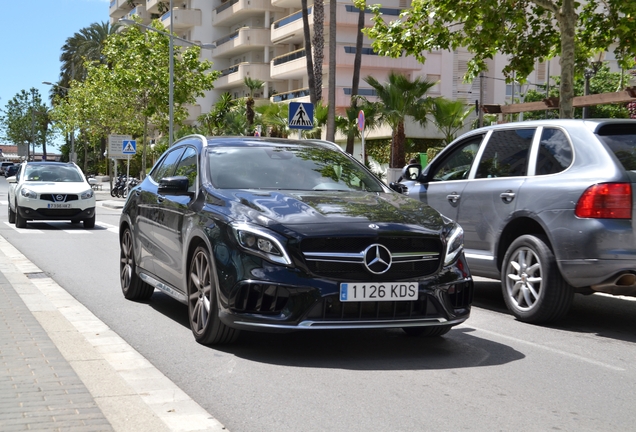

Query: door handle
left=446, top=193, right=460, bottom=203
left=500, top=191, right=515, bottom=202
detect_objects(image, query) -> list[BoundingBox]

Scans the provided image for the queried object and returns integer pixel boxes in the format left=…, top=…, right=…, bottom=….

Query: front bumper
left=17, top=205, right=95, bottom=221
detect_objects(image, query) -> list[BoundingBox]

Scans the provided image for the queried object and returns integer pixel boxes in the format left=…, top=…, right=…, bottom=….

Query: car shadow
left=472, top=278, right=636, bottom=344
left=24, top=221, right=108, bottom=230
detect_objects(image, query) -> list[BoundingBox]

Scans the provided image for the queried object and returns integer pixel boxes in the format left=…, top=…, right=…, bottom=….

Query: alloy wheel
left=189, top=249, right=213, bottom=336
left=504, top=246, right=543, bottom=311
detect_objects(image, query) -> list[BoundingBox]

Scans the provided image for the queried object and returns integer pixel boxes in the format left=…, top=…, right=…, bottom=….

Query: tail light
left=575, top=183, right=632, bottom=219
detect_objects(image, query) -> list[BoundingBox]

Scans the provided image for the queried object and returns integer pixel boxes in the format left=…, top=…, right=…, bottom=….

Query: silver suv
left=397, top=119, right=636, bottom=324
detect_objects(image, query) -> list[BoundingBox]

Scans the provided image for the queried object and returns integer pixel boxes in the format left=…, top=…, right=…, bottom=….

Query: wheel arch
left=496, top=216, right=551, bottom=272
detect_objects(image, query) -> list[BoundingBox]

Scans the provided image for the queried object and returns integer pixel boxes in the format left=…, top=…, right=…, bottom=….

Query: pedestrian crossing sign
left=288, top=102, right=314, bottom=130
left=122, top=140, right=137, bottom=155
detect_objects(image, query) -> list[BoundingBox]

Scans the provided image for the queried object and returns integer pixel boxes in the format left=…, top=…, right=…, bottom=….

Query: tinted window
left=208, top=145, right=384, bottom=192
left=475, top=129, right=535, bottom=178
left=536, top=128, right=573, bottom=175
left=596, top=124, right=636, bottom=171
left=174, top=147, right=198, bottom=191
left=431, top=135, right=484, bottom=181
left=151, top=148, right=185, bottom=182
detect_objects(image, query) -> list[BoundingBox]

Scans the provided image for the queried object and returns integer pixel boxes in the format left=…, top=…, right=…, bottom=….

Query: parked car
left=0, top=161, right=14, bottom=176
left=5, top=164, right=19, bottom=178
left=7, top=161, right=96, bottom=228
left=395, top=119, right=636, bottom=324
left=119, top=136, right=473, bottom=345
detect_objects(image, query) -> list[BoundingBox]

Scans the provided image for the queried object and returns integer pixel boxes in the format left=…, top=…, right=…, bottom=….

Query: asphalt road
left=1, top=176, right=635, bottom=431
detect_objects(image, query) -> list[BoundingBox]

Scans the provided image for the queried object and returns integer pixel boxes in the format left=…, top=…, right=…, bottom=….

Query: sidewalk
left=0, top=234, right=226, bottom=431
left=92, top=181, right=126, bottom=210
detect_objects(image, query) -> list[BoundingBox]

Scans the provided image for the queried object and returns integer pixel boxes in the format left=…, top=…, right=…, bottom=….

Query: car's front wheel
left=501, top=235, right=573, bottom=324
left=120, top=227, right=154, bottom=300
left=7, top=200, right=15, bottom=224
left=15, top=206, right=27, bottom=229
left=83, top=215, right=95, bottom=229
left=188, top=246, right=239, bottom=345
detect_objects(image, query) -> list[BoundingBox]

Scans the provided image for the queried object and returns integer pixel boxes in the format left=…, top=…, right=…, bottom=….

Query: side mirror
left=158, top=176, right=192, bottom=196
left=7, top=176, right=17, bottom=183
left=389, top=182, right=408, bottom=194
left=401, top=164, right=422, bottom=181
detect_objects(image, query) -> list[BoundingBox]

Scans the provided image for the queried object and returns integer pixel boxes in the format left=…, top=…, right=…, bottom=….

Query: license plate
left=47, top=203, right=71, bottom=209
left=340, top=282, right=418, bottom=302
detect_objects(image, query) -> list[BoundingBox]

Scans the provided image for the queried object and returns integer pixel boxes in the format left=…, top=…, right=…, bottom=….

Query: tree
left=429, top=98, right=473, bottom=145
left=301, top=0, right=318, bottom=105
left=244, top=77, right=264, bottom=134
left=345, top=3, right=367, bottom=155
left=325, top=0, right=337, bottom=142
left=0, top=88, right=52, bottom=160
left=359, top=0, right=636, bottom=119
left=361, top=72, right=435, bottom=168
left=312, top=0, right=325, bottom=102
left=523, top=63, right=631, bottom=120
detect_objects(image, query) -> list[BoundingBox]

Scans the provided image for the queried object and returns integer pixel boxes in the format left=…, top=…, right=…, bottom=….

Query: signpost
left=122, top=139, right=136, bottom=183
left=288, top=102, right=314, bottom=139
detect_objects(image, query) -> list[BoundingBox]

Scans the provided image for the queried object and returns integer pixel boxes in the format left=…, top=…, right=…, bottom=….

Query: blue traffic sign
left=122, top=140, right=137, bottom=155
left=288, top=102, right=314, bottom=130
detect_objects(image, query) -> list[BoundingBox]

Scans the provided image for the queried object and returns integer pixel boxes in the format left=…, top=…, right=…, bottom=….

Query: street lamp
left=119, top=10, right=215, bottom=147
left=42, top=81, right=76, bottom=163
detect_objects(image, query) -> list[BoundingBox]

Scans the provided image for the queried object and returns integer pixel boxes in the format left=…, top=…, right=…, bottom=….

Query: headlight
left=80, top=189, right=94, bottom=200
left=20, top=188, right=37, bottom=199
left=231, top=223, right=292, bottom=266
left=444, top=224, right=464, bottom=265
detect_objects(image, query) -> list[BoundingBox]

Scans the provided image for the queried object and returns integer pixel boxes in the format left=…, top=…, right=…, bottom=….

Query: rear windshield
left=596, top=124, right=636, bottom=171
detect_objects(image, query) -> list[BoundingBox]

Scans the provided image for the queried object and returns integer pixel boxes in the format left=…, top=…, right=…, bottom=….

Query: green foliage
left=429, top=98, right=473, bottom=145
left=0, top=88, right=53, bottom=158
left=359, top=0, right=636, bottom=118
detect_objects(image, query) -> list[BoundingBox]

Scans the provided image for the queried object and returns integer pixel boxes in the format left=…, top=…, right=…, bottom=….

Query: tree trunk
left=346, top=6, right=365, bottom=155
left=141, top=116, right=148, bottom=179
left=392, top=121, right=406, bottom=168
left=558, top=0, right=576, bottom=119
left=313, top=0, right=324, bottom=102
left=325, top=0, right=337, bottom=142
left=301, top=0, right=317, bottom=105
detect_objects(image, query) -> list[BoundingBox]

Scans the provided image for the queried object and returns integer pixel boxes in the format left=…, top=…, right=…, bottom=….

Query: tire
left=15, top=208, right=27, bottom=229
left=7, top=201, right=15, bottom=224
left=120, top=227, right=154, bottom=301
left=402, top=325, right=452, bottom=337
left=501, top=235, right=573, bottom=324
left=83, top=215, right=96, bottom=229
left=110, top=188, right=116, bottom=197
left=122, top=187, right=128, bottom=199
left=188, top=246, right=239, bottom=345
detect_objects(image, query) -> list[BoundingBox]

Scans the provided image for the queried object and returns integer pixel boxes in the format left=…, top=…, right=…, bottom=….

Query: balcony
left=331, top=45, right=421, bottom=71
left=271, top=0, right=301, bottom=8
left=145, top=0, right=162, bottom=14
left=271, top=7, right=311, bottom=45
left=160, top=8, right=202, bottom=30
left=214, top=28, right=272, bottom=58
left=109, top=0, right=133, bottom=20
left=214, top=63, right=272, bottom=89
left=271, top=88, right=310, bottom=103
left=214, top=0, right=284, bottom=27
left=270, top=49, right=307, bottom=80
left=124, top=5, right=152, bottom=25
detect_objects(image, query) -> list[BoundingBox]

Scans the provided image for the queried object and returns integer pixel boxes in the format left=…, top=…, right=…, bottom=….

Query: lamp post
left=42, top=81, right=76, bottom=163
left=119, top=14, right=215, bottom=147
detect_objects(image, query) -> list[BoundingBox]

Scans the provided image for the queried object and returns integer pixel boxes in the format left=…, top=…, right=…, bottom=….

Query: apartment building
left=108, top=0, right=569, bottom=142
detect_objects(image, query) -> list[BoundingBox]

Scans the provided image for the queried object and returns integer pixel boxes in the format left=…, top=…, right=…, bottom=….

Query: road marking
left=464, top=324, right=625, bottom=371
left=97, top=221, right=119, bottom=233
left=3, top=222, right=43, bottom=233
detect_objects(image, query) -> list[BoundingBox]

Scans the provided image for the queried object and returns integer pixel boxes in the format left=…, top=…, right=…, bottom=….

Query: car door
left=457, top=128, right=537, bottom=277
left=134, top=147, right=186, bottom=278
left=410, top=134, right=485, bottom=222
left=152, top=145, right=199, bottom=291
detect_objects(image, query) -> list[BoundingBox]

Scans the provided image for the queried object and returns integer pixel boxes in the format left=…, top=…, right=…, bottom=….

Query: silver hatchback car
left=397, top=119, right=636, bottom=324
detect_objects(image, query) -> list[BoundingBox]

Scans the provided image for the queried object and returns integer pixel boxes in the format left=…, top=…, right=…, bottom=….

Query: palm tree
left=363, top=72, right=436, bottom=168
left=336, top=100, right=379, bottom=161
left=325, top=0, right=337, bottom=142
left=244, top=77, right=264, bottom=134
left=345, top=3, right=366, bottom=155
left=430, top=98, right=473, bottom=145
left=312, top=0, right=324, bottom=102
left=301, top=0, right=317, bottom=105
left=198, top=92, right=238, bottom=135
left=255, top=103, right=289, bottom=138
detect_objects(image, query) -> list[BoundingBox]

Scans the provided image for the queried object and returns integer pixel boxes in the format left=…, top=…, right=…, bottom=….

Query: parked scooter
left=111, top=175, right=127, bottom=198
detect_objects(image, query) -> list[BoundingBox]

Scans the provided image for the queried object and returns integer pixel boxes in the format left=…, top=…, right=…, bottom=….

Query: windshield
left=24, top=165, right=84, bottom=182
left=596, top=124, right=636, bottom=171
left=207, top=145, right=385, bottom=192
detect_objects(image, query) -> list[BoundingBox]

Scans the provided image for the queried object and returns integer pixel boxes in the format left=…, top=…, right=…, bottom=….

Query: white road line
left=3, top=221, right=43, bottom=233
left=463, top=324, right=625, bottom=371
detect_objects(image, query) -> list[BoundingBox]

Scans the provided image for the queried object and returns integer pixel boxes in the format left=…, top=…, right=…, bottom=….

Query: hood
left=221, top=189, right=445, bottom=232
left=22, top=181, right=92, bottom=195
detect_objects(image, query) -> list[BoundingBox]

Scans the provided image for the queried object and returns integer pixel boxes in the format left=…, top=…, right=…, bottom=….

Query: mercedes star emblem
left=363, top=243, right=392, bottom=274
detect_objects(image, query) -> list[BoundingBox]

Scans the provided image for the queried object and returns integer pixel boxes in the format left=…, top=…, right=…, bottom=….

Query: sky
left=0, top=0, right=109, bottom=128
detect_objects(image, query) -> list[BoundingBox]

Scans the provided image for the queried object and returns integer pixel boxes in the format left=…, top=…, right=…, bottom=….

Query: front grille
left=231, top=283, right=290, bottom=313
left=301, top=235, right=442, bottom=281
left=446, top=281, right=473, bottom=309
left=40, top=194, right=78, bottom=202
left=305, top=294, right=443, bottom=321
left=36, top=208, right=83, bottom=217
